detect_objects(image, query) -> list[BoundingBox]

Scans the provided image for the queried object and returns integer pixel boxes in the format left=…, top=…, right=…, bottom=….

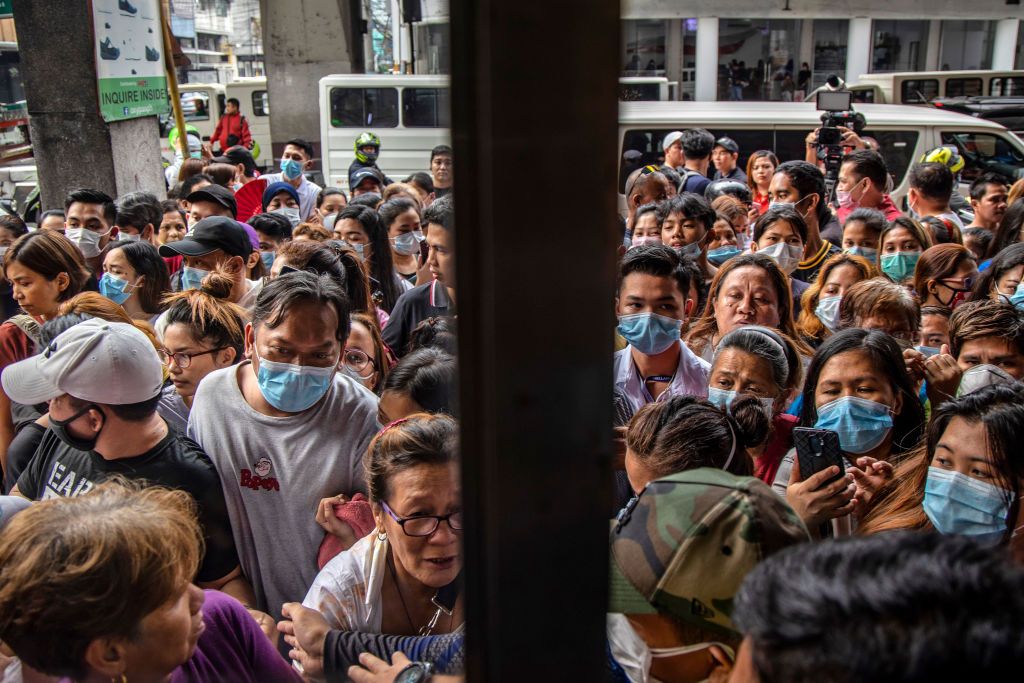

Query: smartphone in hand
left=793, top=427, right=845, bottom=488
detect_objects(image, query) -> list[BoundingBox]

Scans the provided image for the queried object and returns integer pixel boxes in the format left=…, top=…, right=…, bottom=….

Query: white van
left=159, top=80, right=274, bottom=170
left=806, top=70, right=1024, bottom=105
left=618, top=101, right=1024, bottom=209
left=319, top=74, right=450, bottom=190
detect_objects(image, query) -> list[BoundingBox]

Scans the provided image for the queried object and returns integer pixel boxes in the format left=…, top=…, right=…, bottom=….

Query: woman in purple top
left=0, top=482, right=299, bottom=683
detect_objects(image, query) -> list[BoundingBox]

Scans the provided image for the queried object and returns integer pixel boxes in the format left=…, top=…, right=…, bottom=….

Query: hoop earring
left=377, top=528, right=387, bottom=542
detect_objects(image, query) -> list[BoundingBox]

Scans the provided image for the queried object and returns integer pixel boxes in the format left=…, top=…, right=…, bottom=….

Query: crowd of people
left=0, top=123, right=1021, bottom=683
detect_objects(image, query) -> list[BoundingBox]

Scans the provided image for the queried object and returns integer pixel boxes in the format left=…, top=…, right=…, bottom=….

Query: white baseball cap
left=1, top=319, right=163, bottom=406
left=662, top=131, right=684, bottom=152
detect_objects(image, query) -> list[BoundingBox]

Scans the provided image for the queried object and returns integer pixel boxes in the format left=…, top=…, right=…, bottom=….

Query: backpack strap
left=6, top=314, right=41, bottom=349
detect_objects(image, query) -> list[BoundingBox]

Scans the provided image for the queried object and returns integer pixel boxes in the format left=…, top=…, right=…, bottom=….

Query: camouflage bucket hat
left=609, top=468, right=809, bottom=636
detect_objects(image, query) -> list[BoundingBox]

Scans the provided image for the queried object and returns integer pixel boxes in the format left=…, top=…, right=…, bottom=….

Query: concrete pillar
left=925, top=20, right=942, bottom=71
left=799, top=18, right=814, bottom=77
left=846, top=17, right=872, bottom=84
left=11, top=0, right=166, bottom=209
left=260, top=0, right=361, bottom=162
left=695, top=16, right=718, bottom=101
left=665, top=19, right=682, bottom=98
left=993, top=19, right=1020, bottom=70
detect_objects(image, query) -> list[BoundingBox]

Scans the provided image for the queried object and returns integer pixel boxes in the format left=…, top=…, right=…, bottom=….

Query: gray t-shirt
left=188, top=361, right=379, bottom=619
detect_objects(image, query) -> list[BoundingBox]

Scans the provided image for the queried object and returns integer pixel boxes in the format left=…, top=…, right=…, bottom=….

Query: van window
left=252, top=91, right=270, bottom=116
left=330, top=87, right=399, bottom=127
left=990, top=77, right=1024, bottom=96
left=865, top=131, right=919, bottom=187
left=182, top=92, right=212, bottom=121
left=901, top=79, right=939, bottom=103
left=945, top=78, right=982, bottom=98
left=940, top=131, right=1024, bottom=183
left=402, top=88, right=450, bottom=128
left=619, top=83, right=662, bottom=101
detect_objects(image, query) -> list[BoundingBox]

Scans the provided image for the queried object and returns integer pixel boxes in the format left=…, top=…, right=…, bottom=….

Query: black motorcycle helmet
left=704, top=179, right=752, bottom=205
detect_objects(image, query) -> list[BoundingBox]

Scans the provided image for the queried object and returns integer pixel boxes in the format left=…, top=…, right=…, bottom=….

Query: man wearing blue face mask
left=259, top=138, right=322, bottom=223
left=188, top=270, right=379, bottom=630
left=613, top=245, right=710, bottom=416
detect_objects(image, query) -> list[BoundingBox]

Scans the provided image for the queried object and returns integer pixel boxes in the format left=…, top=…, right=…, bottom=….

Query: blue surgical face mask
left=813, top=395, right=893, bottom=454
left=1009, top=283, right=1024, bottom=310
left=272, top=206, right=301, bottom=228
left=391, top=231, right=422, bottom=256
left=253, top=348, right=337, bottom=413
left=345, top=241, right=366, bottom=261
left=880, top=251, right=920, bottom=282
left=674, top=241, right=702, bottom=260
left=181, top=266, right=209, bottom=291
left=923, top=467, right=1014, bottom=544
left=915, top=345, right=941, bottom=358
left=845, top=245, right=877, bottom=263
left=280, top=158, right=303, bottom=180
left=707, top=244, right=743, bottom=266
left=260, top=251, right=275, bottom=270
left=617, top=312, right=682, bottom=356
left=707, top=386, right=775, bottom=416
left=814, top=294, right=842, bottom=332
left=98, top=272, right=135, bottom=305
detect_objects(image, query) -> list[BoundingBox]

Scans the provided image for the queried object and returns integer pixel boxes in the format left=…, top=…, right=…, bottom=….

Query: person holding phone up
left=771, top=329, right=926, bottom=532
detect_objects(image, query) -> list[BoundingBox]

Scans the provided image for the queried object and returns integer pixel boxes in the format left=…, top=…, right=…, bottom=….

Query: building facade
left=620, top=2, right=1023, bottom=101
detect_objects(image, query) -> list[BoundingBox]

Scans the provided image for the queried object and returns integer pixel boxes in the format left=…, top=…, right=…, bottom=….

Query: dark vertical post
left=450, top=0, right=621, bottom=680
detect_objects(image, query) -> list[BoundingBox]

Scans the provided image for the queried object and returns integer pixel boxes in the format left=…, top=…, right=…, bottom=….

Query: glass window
left=991, top=77, right=1024, bottom=96
left=871, top=21, right=929, bottom=72
left=181, top=92, right=212, bottom=121
left=940, top=131, right=1024, bottom=183
left=938, top=21, right=995, bottom=71
left=251, top=91, right=270, bottom=116
left=717, top=19, right=804, bottom=102
left=810, top=20, right=848, bottom=93
left=329, top=88, right=398, bottom=128
left=402, top=88, right=450, bottom=128
left=900, top=79, right=940, bottom=104
left=865, top=131, right=920, bottom=187
left=622, top=20, right=667, bottom=75
left=945, top=78, right=983, bottom=98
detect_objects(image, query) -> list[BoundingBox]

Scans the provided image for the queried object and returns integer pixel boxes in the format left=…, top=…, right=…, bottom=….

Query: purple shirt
left=171, top=591, right=300, bottom=683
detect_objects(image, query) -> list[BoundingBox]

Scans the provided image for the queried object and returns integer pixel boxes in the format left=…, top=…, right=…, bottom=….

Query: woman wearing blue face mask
left=333, top=205, right=409, bottom=313
left=879, top=216, right=932, bottom=285
left=859, top=383, right=1024, bottom=560
left=970, top=242, right=1024, bottom=308
left=706, top=325, right=804, bottom=485
left=796, top=252, right=877, bottom=349
left=772, top=328, right=926, bottom=532
left=378, top=198, right=425, bottom=287
left=707, top=212, right=743, bottom=266
left=840, top=207, right=886, bottom=264
left=658, top=193, right=718, bottom=285
left=100, top=241, right=170, bottom=323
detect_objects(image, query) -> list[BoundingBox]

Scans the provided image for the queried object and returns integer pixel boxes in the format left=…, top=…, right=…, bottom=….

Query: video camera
left=815, top=89, right=868, bottom=203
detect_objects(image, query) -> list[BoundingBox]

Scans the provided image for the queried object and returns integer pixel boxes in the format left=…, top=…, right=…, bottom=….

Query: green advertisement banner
left=0, top=0, right=11, bottom=18
left=93, top=0, right=169, bottom=122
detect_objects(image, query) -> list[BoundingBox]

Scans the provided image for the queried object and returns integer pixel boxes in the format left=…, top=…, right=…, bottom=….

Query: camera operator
left=834, top=150, right=903, bottom=223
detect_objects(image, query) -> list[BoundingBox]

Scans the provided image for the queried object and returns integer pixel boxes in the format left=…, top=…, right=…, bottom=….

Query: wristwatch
left=394, top=662, right=435, bottom=683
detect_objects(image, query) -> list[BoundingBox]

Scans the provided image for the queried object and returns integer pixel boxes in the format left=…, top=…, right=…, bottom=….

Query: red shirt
left=836, top=193, right=903, bottom=224
left=212, top=111, right=252, bottom=151
left=0, top=321, right=35, bottom=370
left=754, top=413, right=798, bottom=485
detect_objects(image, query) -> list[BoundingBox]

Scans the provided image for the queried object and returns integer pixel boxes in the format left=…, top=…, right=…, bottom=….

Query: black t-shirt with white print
left=17, top=426, right=239, bottom=583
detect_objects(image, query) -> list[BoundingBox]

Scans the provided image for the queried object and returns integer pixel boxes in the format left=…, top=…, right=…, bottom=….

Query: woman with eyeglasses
left=300, top=414, right=463, bottom=638
left=913, top=243, right=978, bottom=310
left=158, top=268, right=247, bottom=432
left=342, top=311, right=392, bottom=394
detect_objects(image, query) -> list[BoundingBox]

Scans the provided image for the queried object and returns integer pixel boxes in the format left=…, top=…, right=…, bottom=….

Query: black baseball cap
left=159, top=216, right=252, bottom=258
left=714, top=137, right=739, bottom=154
left=214, top=146, right=257, bottom=175
left=186, top=184, right=238, bottom=218
left=349, top=166, right=384, bottom=190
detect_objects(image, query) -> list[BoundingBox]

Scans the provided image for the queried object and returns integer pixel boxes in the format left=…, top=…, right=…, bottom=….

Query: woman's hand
left=315, top=494, right=357, bottom=548
left=924, top=345, right=963, bottom=408
left=902, top=347, right=926, bottom=385
left=280, top=602, right=330, bottom=681
left=849, top=456, right=895, bottom=513
left=786, top=458, right=856, bottom=529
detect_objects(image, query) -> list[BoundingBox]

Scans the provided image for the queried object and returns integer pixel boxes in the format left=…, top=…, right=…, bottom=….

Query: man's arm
left=212, top=115, right=225, bottom=150
left=240, top=116, right=252, bottom=149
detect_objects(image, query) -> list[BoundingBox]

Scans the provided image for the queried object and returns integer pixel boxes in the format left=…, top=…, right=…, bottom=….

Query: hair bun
left=199, top=267, right=235, bottom=300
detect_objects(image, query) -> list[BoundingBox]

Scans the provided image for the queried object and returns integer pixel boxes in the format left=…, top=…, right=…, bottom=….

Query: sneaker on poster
left=145, top=45, right=159, bottom=61
left=119, top=0, right=137, bottom=15
left=100, top=37, right=120, bottom=60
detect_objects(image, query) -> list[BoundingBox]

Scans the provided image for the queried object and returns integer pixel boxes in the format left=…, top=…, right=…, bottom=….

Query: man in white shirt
left=614, top=244, right=710, bottom=415
left=259, top=138, right=322, bottom=222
